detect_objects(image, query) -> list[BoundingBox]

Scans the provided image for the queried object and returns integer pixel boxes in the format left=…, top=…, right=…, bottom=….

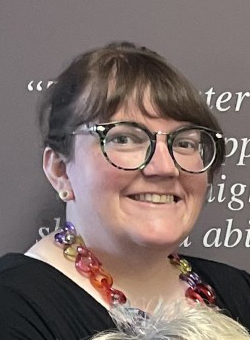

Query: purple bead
left=54, top=222, right=77, bottom=246
left=64, top=222, right=76, bottom=235
left=189, top=272, right=201, bottom=284
left=180, top=273, right=196, bottom=289
left=54, top=232, right=66, bottom=244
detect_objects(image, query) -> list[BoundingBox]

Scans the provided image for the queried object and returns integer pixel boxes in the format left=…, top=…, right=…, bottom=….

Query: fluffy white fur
left=92, top=299, right=250, bottom=340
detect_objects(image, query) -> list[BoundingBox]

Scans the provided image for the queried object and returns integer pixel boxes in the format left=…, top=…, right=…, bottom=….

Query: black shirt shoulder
left=184, top=254, right=250, bottom=329
left=0, top=253, right=115, bottom=340
left=1, top=253, right=250, bottom=338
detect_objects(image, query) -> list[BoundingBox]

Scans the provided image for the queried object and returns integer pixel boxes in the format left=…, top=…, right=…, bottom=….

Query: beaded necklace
left=55, top=222, right=216, bottom=307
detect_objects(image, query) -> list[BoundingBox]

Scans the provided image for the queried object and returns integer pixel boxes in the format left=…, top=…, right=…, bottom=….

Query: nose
left=142, top=139, right=179, bottom=178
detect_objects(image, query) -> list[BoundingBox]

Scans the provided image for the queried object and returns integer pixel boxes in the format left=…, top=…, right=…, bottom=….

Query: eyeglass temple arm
left=72, top=124, right=97, bottom=135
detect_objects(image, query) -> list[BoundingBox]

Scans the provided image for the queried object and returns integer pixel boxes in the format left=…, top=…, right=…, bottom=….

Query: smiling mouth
left=128, top=193, right=180, bottom=204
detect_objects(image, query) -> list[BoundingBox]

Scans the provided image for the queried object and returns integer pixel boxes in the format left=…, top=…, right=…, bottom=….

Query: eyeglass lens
left=104, top=125, right=152, bottom=169
left=103, top=124, right=216, bottom=172
left=172, top=129, right=215, bottom=172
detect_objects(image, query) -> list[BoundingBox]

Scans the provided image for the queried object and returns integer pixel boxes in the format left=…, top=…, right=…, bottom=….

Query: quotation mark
left=27, top=80, right=55, bottom=91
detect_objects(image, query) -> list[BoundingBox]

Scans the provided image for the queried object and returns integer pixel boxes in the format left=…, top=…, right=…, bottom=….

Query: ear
left=43, top=147, right=73, bottom=197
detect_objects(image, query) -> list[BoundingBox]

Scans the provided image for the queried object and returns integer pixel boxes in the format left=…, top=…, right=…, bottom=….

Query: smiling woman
left=0, top=42, right=249, bottom=340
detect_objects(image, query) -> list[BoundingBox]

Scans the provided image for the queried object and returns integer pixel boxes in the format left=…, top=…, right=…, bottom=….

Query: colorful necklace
left=55, top=222, right=216, bottom=307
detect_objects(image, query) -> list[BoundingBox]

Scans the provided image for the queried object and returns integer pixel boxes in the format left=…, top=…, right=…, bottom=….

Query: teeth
left=133, top=193, right=175, bottom=204
left=152, top=194, right=161, bottom=203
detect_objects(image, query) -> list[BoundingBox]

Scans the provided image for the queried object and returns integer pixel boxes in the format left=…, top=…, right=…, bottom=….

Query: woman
left=0, top=42, right=249, bottom=340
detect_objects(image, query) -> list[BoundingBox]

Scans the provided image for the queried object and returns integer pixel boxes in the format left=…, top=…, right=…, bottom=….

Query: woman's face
left=66, top=102, right=208, bottom=250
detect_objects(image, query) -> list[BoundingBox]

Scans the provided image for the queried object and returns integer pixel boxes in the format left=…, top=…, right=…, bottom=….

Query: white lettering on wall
left=203, top=219, right=250, bottom=248
left=202, top=87, right=250, bottom=112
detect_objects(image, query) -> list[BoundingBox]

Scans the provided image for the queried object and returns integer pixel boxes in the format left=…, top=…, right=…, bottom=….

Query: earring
left=59, top=190, right=74, bottom=202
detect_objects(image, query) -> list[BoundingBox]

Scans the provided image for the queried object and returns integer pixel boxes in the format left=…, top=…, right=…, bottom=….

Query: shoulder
left=0, top=252, right=96, bottom=303
left=0, top=253, right=114, bottom=339
left=0, top=253, right=68, bottom=315
left=182, top=254, right=250, bottom=329
left=183, top=254, right=250, bottom=294
left=0, top=253, right=61, bottom=288
left=183, top=254, right=250, bottom=284
left=0, top=254, right=57, bottom=339
left=0, top=253, right=42, bottom=282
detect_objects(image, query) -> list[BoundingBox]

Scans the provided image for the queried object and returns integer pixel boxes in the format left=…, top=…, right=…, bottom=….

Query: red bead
left=185, top=287, right=204, bottom=302
left=185, top=283, right=216, bottom=304
left=104, top=287, right=127, bottom=305
left=196, top=283, right=216, bottom=304
left=110, top=288, right=127, bottom=304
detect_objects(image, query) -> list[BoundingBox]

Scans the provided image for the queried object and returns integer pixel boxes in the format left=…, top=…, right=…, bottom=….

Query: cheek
left=182, top=172, right=208, bottom=200
left=68, top=149, right=134, bottom=200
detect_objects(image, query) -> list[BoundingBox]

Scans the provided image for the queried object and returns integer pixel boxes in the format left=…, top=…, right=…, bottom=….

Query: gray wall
left=1, top=0, right=250, bottom=271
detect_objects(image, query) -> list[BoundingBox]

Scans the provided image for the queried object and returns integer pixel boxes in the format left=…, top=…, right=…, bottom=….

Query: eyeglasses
left=72, top=121, right=224, bottom=173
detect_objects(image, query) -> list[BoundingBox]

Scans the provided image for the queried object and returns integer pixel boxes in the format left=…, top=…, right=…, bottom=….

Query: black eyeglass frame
left=72, top=121, right=224, bottom=173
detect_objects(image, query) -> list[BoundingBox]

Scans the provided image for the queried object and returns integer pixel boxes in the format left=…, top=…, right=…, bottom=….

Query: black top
left=0, top=253, right=250, bottom=340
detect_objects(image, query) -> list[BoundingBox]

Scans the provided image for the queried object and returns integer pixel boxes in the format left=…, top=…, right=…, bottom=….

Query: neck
left=89, top=241, right=185, bottom=307
left=65, top=206, right=186, bottom=306
left=89, top=240, right=173, bottom=278
left=71, top=224, right=185, bottom=306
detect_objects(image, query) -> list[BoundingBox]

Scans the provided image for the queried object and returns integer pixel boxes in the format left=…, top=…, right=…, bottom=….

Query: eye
left=173, top=138, right=199, bottom=154
left=107, top=133, right=142, bottom=145
left=175, top=139, right=197, bottom=149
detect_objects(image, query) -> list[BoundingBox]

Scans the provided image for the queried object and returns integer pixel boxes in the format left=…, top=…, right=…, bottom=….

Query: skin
left=67, top=114, right=207, bottom=248
left=40, top=99, right=208, bottom=307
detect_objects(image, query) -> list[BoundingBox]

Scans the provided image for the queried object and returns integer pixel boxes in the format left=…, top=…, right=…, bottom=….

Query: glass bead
left=189, top=272, right=201, bottom=284
left=77, top=246, right=102, bottom=267
left=178, top=259, right=192, bottom=274
left=90, top=271, right=113, bottom=290
left=54, top=231, right=67, bottom=245
left=91, top=276, right=103, bottom=289
left=63, top=245, right=77, bottom=261
left=75, top=254, right=92, bottom=276
left=195, top=283, right=216, bottom=304
left=99, top=270, right=113, bottom=286
left=65, top=233, right=75, bottom=245
left=75, top=235, right=85, bottom=246
left=180, top=273, right=196, bottom=289
left=55, top=228, right=76, bottom=246
left=64, top=222, right=77, bottom=235
left=185, top=287, right=204, bottom=303
left=185, top=283, right=216, bottom=304
left=109, top=288, right=127, bottom=305
left=169, top=253, right=181, bottom=264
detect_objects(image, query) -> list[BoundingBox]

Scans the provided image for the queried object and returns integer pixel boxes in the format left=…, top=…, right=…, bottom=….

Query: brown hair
left=38, top=41, right=225, bottom=179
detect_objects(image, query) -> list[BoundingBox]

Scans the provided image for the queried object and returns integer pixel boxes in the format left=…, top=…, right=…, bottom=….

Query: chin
left=130, top=230, right=185, bottom=250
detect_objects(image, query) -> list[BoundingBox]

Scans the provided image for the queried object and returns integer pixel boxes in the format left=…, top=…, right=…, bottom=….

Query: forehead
left=111, top=109, right=188, bottom=132
left=110, top=94, right=188, bottom=132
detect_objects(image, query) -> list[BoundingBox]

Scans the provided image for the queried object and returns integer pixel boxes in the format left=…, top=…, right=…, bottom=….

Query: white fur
left=91, top=299, right=250, bottom=340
